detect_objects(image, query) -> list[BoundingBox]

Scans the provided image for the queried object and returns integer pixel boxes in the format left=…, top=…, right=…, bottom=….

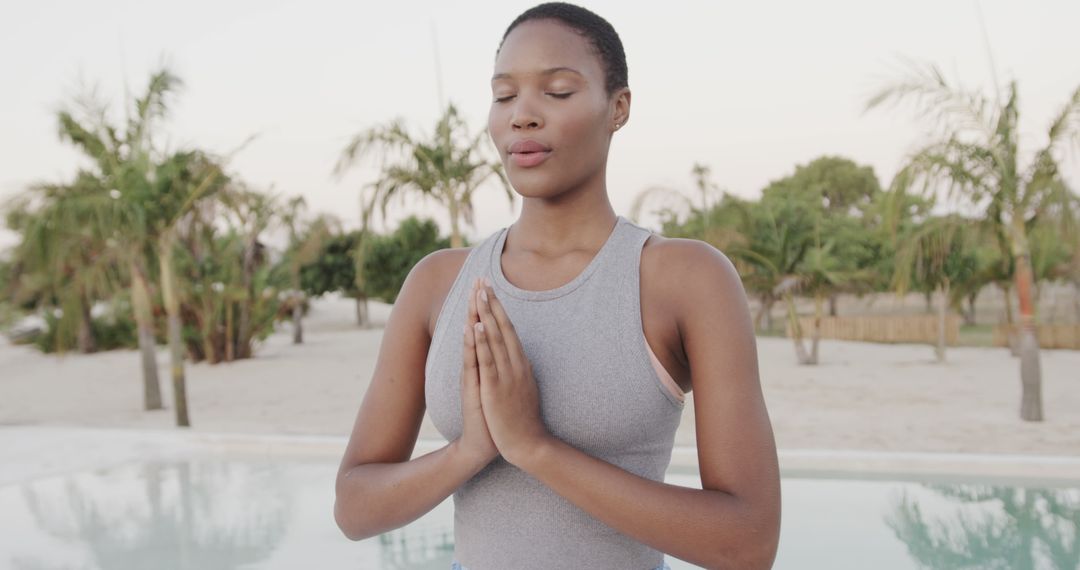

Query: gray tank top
left=425, top=215, right=684, bottom=569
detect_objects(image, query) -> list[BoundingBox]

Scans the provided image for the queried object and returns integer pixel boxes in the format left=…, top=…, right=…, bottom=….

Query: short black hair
left=497, top=2, right=628, bottom=96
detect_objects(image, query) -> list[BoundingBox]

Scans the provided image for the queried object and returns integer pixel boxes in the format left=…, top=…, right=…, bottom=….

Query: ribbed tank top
left=424, top=215, right=685, bottom=569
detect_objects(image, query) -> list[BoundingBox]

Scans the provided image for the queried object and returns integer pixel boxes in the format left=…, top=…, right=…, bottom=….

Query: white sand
left=2, top=294, right=1078, bottom=458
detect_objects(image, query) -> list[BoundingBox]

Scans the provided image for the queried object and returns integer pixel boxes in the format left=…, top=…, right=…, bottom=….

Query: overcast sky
left=2, top=0, right=1079, bottom=251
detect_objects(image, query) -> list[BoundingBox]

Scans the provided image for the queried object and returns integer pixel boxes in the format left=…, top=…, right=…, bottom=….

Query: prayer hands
left=463, top=276, right=551, bottom=468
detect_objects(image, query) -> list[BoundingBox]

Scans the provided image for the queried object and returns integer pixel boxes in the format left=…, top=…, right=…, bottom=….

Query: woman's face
left=488, top=19, right=628, bottom=199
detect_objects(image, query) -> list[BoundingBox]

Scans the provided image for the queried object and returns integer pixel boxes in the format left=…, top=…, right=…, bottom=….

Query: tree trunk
left=201, top=296, right=217, bottom=365
left=935, top=280, right=949, bottom=363
left=236, top=239, right=257, bottom=359
left=760, top=296, right=776, bottom=332
left=355, top=295, right=369, bottom=327
left=785, top=293, right=813, bottom=365
left=961, top=291, right=977, bottom=326
left=292, top=292, right=304, bottom=344
left=166, top=313, right=189, bottom=425
left=1074, top=282, right=1080, bottom=323
left=76, top=290, right=97, bottom=354
left=159, top=233, right=190, bottom=427
left=129, top=259, right=162, bottom=411
left=1001, top=283, right=1014, bottom=324
left=828, top=293, right=838, bottom=317
left=1014, top=249, right=1043, bottom=422
left=449, top=198, right=463, bottom=248
left=1000, top=283, right=1020, bottom=356
left=225, top=299, right=235, bottom=363
left=810, top=293, right=822, bottom=365
left=753, top=295, right=773, bottom=332
left=924, top=290, right=933, bottom=314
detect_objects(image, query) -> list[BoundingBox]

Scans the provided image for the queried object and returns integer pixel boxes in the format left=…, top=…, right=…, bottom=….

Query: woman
left=334, top=3, right=781, bottom=569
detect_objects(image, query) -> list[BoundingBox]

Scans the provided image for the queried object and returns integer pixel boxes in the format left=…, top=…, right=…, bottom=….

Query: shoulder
left=413, top=246, right=474, bottom=279
left=641, top=233, right=738, bottom=274
left=641, top=234, right=745, bottom=315
left=407, top=247, right=475, bottom=337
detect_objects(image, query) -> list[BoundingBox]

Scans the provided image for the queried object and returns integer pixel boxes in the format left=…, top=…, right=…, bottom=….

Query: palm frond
left=127, top=68, right=183, bottom=147
left=865, top=59, right=995, bottom=141
left=333, top=119, right=414, bottom=177
left=1046, top=84, right=1080, bottom=149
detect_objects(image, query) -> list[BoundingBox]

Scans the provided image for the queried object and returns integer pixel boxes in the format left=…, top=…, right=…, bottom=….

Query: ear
left=610, top=87, right=631, bottom=131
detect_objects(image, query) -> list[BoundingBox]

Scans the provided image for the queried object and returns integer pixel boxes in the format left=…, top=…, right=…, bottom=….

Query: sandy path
left=2, top=294, right=1078, bottom=456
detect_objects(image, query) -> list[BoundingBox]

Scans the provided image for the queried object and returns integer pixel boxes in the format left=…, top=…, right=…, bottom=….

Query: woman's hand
left=458, top=277, right=499, bottom=467
left=471, top=277, right=552, bottom=467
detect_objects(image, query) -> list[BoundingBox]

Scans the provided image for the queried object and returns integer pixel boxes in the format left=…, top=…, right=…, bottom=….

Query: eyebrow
left=491, top=66, right=584, bottom=81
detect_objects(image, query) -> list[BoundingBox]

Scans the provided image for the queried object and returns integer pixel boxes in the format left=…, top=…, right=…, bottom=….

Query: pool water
left=1, top=458, right=1077, bottom=569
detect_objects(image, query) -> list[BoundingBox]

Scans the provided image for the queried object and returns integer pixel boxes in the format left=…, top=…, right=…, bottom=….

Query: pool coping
left=2, top=426, right=1079, bottom=487
left=195, top=433, right=1080, bottom=485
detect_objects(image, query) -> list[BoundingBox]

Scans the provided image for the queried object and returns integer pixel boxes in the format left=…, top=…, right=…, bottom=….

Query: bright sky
left=2, top=0, right=1079, bottom=251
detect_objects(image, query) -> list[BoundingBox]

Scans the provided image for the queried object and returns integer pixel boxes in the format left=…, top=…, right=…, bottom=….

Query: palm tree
left=154, top=150, right=230, bottom=427
left=56, top=67, right=244, bottom=425
left=892, top=215, right=978, bottom=362
left=335, top=102, right=514, bottom=248
left=3, top=172, right=125, bottom=353
left=866, top=61, right=1080, bottom=421
left=218, top=187, right=280, bottom=359
left=767, top=214, right=877, bottom=365
left=53, top=68, right=188, bottom=411
left=279, top=196, right=340, bottom=344
left=731, top=190, right=821, bottom=339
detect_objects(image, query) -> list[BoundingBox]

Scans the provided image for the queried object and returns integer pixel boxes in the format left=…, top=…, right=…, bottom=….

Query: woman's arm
left=334, top=248, right=489, bottom=541
left=513, top=240, right=781, bottom=569
left=336, top=439, right=488, bottom=541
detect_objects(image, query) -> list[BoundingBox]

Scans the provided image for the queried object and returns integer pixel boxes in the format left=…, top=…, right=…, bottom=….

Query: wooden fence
left=786, top=315, right=959, bottom=345
left=992, top=324, right=1080, bottom=350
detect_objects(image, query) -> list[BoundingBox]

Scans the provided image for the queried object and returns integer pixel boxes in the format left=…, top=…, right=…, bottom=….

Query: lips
left=508, top=139, right=551, bottom=154
left=508, top=139, right=552, bottom=168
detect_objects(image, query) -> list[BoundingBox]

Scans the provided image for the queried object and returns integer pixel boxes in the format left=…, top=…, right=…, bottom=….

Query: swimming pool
left=2, top=454, right=1077, bottom=569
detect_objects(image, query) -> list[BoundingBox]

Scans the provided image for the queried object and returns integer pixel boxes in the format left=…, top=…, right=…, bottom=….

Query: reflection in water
left=9, top=460, right=291, bottom=570
left=887, top=483, right=1080, bottom=569
left=14, top=460, right=1076, bottom=569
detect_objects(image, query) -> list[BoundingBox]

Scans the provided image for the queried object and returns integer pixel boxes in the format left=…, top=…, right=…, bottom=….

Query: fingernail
left=480, top=288, right=488, bottom=303
left=475, top=322, right=484, bottom=333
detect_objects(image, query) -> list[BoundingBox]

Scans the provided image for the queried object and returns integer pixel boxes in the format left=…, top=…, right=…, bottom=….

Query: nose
left=510, top=101, right=543, bottom=130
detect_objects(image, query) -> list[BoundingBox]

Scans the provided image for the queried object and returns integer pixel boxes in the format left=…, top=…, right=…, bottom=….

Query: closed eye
left=493, top=93, right=574, bottom=103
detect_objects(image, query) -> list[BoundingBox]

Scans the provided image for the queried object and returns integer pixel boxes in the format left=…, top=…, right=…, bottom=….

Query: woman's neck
left=509, top=186, right=617, bottom=257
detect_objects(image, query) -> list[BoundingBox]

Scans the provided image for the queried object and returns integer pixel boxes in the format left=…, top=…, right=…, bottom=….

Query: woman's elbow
left=709, top=531, right=779, bottom=570
left=334, top=469, right=377, bottom=541
left=732, top=537, right=779, bottom=570
left=712, top=498, right=780, bottom=569
left=334, top=494, right=382, bottom=542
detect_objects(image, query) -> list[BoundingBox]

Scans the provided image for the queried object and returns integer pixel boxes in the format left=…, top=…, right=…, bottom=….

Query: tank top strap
left=600, top=216, right=652, bottom=276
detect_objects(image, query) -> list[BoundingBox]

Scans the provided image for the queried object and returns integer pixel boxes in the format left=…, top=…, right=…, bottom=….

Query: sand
left=2, top=294, right=1078, bottom=462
